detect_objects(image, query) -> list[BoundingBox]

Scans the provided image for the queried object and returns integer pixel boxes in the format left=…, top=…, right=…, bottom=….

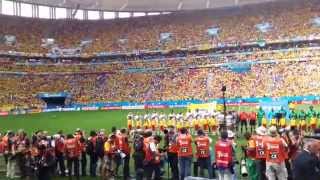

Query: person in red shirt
left=115, top=128, right=131, bottom=180
left=87, top=130, right=98, bottom=177
left=76, top=130, right=87, bottom=177
left=54, top=134, right=66, bottom=177
left=244, top=132, right=258, bottom=180
left=143, top=135, right=163, bottom=180
left=164, top=125, right=179, bottom=180
left=263, top=126, right=288, bottom=180
left=176, top=127, right=193, bottom=180
left=65, top=134, right=81, bottom=180
left=195, top=129, right=213, bottom=179
left=215, top=131, right=234, bottom=180
left=251, top=126, right=268, bottom=180
left=239, top=112, right=248, bottom=133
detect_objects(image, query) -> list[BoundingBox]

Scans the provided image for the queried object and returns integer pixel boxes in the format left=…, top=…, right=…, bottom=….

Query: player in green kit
left=257, top=107, right=265, bottom=126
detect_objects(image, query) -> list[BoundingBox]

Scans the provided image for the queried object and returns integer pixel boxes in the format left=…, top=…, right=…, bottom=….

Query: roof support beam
left=206, top=0, right=210, bottom=8
left=177, top=0, right=183, bottom=10
left=119, top=0, right=128, bottom=11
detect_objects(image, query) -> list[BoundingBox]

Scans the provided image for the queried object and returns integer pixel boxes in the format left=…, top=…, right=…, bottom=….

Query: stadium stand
left=0, top=0, right=320, bottom=110
left=0, top=0, right=319, bottom=54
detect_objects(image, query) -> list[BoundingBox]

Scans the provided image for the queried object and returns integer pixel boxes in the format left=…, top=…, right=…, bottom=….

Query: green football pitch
left=0, top=105, right=317, bottom=179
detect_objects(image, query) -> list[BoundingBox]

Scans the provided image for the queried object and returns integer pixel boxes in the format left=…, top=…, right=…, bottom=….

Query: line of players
left=257, top=106, right=320, bottom=131
left=127, top=106, right=320, bottom=134
left=127, top=110, right=231, bottom=134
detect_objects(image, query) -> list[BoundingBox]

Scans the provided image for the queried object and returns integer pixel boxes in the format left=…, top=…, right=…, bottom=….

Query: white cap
left=256, top=126, right=267, bottom=136
left=268, top=126, right=278, bottom=137
left=227, top=130, right=235, bottom=138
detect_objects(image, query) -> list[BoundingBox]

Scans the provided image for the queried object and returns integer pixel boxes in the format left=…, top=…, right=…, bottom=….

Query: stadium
left=0, top=0, right=320, bottom=179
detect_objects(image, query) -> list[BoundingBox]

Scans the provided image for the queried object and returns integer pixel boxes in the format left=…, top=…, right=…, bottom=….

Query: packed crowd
left=1, top=109, right=320, bottom=180
left=1, top=59, right=320, bottom=109
left=1, top=46, right=320, bottom=73
left=0, top=0, right=319, bottom=54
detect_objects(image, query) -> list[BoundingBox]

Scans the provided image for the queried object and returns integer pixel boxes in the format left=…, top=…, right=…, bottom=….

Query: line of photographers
left=244, top=126, right=320, bottom=180
left=0, top=110, right=319, bottom=180
left=0, top=125, right=239, bottom=180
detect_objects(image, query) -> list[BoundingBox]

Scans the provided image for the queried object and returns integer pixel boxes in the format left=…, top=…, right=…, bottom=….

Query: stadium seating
left=1, top=59, right=320, bottom=109
left=0, top=0, right=320, bottom=110
left=0, top=0, right=319, bottom=54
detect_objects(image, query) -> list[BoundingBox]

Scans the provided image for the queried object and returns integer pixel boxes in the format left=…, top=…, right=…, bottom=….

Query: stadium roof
left=14, top=0, right=280, bottom=12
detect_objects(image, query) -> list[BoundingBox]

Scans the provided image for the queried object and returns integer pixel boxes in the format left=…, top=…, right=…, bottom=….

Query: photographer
left=65, top=134, right=81, bottom=180
left=164, top=126, right=179, bottom=180
left=194, top=129, right=213, bottom=179
left=115, top=128, right=131, bottom=180
left=36, top=144, right=55, bottom=180
left=132, top=130, right=145, bottom=180
left=101, top=134, right=117, bottom=180
left=144, top=135, right=163, bottom=180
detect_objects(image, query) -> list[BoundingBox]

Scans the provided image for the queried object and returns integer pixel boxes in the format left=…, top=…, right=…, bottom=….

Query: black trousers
left=67, top=156, right=80, bottom=180
left=240, top=120, right=247, bottom=133
left=167, top=152, right=179, bottom=180
left=256, top=159, right=267, bottom=180
left=81, top=152, right=87, bottom=176
left=38, top=167, right=52, bottom=180
left=123, top=155, right=130, bottom=179
left=145, top=163, right=161, bottom=180
left=89, top=154, right=98, bottom=177
left=56, top=152, right=66, bottom=176
left=133, top=151, right=144, bottom=180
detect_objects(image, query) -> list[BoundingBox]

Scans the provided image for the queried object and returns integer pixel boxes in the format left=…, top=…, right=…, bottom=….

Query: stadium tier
left=0, top=0, right=319, bottom=110
left=1, top=0, right=320, bottom=180
left=0, top=0, right=319, bottom=54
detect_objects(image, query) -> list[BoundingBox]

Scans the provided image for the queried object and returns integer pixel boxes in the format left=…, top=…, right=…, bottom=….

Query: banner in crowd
left=122, top=105, right=145, bottom=110
left=81, top=106, right=99, bottom=111
left=159, top=32, right=172, bottom=43
left=0, top=112, right=9, bottom=116
left=145, top=105, right=168, bottom=109
left=41, top=38, right=55, bottom=48
left=3, top=35, right=16, bottom=46
left=206, top=27, right=220, bottom=37
left=37, top=92, right=70, bottom=98
left=312, top=17, right=320, bottom=27
left=255, top=22, right=272, bottom=33
left=101, top=106, right=122, bottom=110
left=187, top=102, right=217, bottom=113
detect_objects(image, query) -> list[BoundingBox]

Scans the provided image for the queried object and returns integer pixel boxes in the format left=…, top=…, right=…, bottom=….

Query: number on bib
left=270, top=152, right=278, bottom=159
left=258, top=150, right=264, bottom=156
left=181, top=147, right=188, bottom=153
left=200, top=150, right=206, bottom=155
